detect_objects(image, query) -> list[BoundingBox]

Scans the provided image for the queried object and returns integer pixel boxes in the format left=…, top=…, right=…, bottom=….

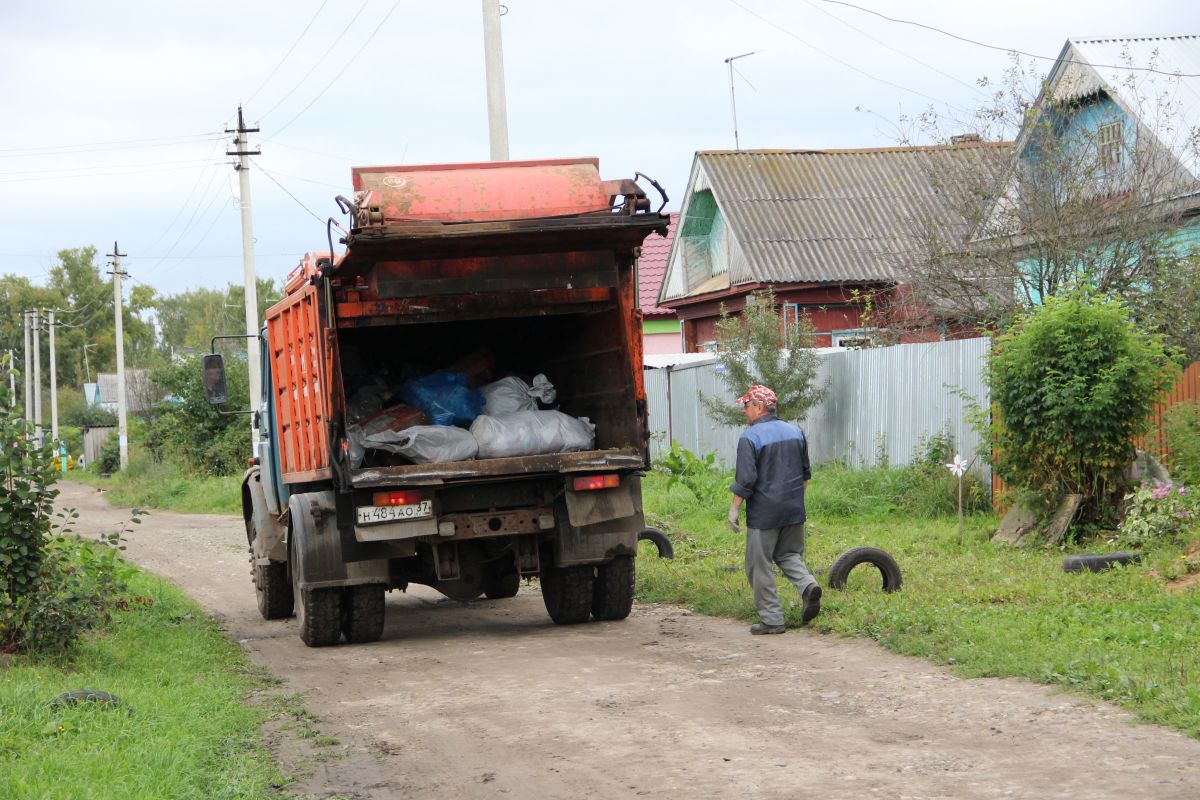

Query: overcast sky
left=1, top=0, right=1196, bottom=301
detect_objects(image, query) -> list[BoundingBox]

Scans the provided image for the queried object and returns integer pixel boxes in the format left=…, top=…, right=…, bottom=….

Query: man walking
left=727, top=384, right=820, bottom=634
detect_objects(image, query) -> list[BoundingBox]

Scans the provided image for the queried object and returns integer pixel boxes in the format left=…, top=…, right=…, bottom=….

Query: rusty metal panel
left=266, top=285, right=330, bottom=481
left=352, top=158, right=609, bottom=222
left=350, top=450, right=645, bottom=488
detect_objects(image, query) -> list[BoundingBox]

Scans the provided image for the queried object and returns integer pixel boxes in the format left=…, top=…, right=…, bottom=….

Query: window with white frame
left=1098, top=122, right=1122, bottom=171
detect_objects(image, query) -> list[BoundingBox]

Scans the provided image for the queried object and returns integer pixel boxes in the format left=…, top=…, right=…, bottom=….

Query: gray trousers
left=745, top=522, right=818, bottom=626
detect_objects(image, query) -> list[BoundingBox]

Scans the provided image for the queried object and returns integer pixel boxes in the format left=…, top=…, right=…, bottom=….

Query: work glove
left=727, top=504, right=741, bottom=533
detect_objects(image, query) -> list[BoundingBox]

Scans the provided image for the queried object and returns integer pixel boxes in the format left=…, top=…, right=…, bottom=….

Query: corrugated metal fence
left=646, top=337, right=992, bottom=473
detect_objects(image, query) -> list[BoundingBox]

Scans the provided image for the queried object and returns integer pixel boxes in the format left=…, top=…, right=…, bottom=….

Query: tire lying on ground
left=1062, top=552, right=1142, bottom=573
left=637, top=528, right=674, bottom=560
left=827, top=546, right=903, bottom=593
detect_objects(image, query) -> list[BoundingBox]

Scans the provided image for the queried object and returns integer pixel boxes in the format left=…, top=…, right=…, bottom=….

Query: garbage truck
left=204, top=158, right=668, bottom=646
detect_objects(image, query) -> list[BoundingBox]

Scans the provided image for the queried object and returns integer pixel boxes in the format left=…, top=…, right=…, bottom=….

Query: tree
left=895, top=54, right=1200, bottom=346
left=143, top=355, right=251, bottom=476
left=154, top=277, right=279, bottom=357
left=987, top=294, right=1177, bottom=522
left=700, top=288, right=827, bottom=426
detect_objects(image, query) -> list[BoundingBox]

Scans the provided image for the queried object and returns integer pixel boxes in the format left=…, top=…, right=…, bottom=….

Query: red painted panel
left=352, top=158, right=609, bottom=222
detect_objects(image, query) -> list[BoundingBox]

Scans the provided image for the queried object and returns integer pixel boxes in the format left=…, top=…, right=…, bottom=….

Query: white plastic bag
left=359, top=424, right=479, bottom=465
left=470, top=410, right=595, bottom=459
left=480, top=374, right=557, bottom=416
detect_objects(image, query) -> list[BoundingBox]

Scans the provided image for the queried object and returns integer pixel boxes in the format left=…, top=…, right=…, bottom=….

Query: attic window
left=1098, top=122, right=1121, bottom=171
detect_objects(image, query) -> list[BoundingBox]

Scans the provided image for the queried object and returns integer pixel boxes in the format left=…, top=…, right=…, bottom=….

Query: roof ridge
left=1070, top=34, right=1200, bottom=44
left=698, top=142, right=1013, bottom=157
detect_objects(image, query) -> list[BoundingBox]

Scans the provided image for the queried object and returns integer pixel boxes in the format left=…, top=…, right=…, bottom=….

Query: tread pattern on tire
left=297, top=587, right=343, bottom=647
left=541, top=562, right=595, bottom=625
left=256, top=560, right=294, bottom=620
left=342, top=584, right=386, bottom=643
left=827, top=546, right=903, bottom=593
left=592, top=556, right=635, bottom=621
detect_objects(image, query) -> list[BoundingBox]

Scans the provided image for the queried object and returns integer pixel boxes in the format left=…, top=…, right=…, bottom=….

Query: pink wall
left=644, top=332, right=683, bottom=355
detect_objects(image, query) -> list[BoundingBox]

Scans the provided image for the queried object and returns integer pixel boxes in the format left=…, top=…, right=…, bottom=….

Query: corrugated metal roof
left=1059, top=35, right=1200, bottom=179
left=638, top=212, right=677, bottom=317
left=687, top=144, right=1011, bottom=290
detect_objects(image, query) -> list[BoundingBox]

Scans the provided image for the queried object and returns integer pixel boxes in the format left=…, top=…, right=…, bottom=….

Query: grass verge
left=1, top=567, right=285, bottom=799
left=73, top=447, right=241, bottom=514
left=639, top=470, right=1200, bottom=738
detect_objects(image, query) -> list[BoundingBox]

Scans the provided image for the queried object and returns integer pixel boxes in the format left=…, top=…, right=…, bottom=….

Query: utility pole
left=481, top=0, right=510, bottom=161
left=32, top=309, right=41, bottom=445
left=724, top=50, right=759, bottom=151
left=22, top=312, right=31, bottom=425
left=108, top=242, right=129, bottom=471
left=8, top=349, right=14, bottom=409
left=49, top=309, right=58, bottom=444
left=227, top=106, right=262, bottom=443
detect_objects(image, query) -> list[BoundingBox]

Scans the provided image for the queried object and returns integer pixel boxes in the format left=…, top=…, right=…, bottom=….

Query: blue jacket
left=730, top=414, right=811, bottom=529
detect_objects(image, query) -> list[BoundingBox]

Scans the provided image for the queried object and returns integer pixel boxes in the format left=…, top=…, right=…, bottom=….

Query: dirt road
left=58, top=482, right=1200, bottom=799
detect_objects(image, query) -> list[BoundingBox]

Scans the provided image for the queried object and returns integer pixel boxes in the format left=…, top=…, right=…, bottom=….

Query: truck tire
left=540, top=561, right=594, bottom=625
left=483, top=569, right=520, bottom=599
left=255, top=560, right=295, bottom=620
left=342, top=584, right=386, bottom=643
left=1062, top=552, right=1142, bottom=573
left=827, top=546, right=903, bottom=593
left=591, top=555, right=635, bottom=621
left=291, top=541, right=343, bottom=647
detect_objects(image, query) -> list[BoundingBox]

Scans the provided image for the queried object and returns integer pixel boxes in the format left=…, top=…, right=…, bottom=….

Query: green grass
left=639, top=470, right=1200, bottom=738
left=0, top=568, right=285, bottom=799
left=73, top=447, right=241, bottom=514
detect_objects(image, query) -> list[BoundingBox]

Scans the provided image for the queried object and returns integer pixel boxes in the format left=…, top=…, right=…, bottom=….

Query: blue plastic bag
left=400, top=372, right=484, bottom=426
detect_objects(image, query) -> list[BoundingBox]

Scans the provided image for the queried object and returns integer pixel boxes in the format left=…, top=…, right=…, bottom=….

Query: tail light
left=372, top=490, right=423, bottom=506
left=572, top=474, right=620, bottom=491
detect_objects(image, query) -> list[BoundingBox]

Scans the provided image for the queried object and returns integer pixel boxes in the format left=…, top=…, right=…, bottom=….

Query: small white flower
left=946, top=454, right=968, bottom=478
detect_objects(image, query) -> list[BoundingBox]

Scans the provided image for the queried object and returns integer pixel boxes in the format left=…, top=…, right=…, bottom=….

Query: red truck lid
left=351, top=157, right=611, bottom=223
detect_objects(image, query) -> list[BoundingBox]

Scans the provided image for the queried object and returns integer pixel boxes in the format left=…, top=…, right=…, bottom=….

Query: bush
left=1110, top=482, right=1197, bottom=549
left=143, top=356, right=250, bottom=477
left=1163, top=400, right=1200, bottom=487
left=655, top=442, right=726, bottom=504
left=987, top=295, right=1177, bottom=523
left=98, top=431, right=122, bottom=474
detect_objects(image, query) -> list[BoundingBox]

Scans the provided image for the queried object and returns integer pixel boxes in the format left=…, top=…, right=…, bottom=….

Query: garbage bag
left=358, top=424, right=478, bottom=465
left=400, top=372, right=485, bottom=426
left=481, top=374, right=558, bottom=416
left=470, top=410, right=595, bottom=459
left=347, top=404, right=427, bottom=467
left=346, top=384, right=393, bottom=424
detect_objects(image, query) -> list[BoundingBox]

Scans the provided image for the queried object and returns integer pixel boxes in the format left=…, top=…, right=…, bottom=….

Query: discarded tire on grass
left=637, top=528, right=674, bottom=560
left=1062, top=552, right=1142, bottom=573
left=49, top=690, right=124, bottom=710
left=827, top=547, right=902, bottom=593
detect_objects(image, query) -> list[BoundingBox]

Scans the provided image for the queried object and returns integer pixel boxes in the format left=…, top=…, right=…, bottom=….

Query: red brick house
left=658, top=145, right=1011, bottom=350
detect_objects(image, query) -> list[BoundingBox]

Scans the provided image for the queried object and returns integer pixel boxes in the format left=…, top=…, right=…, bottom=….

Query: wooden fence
left=992, top=361, right=1200, bottom=506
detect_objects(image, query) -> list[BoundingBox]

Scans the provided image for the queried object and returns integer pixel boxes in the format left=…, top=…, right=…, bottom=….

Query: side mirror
left=202, top=353, right=228, bottom=405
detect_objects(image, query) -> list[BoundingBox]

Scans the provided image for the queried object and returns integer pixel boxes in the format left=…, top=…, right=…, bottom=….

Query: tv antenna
left=724, top=50, right=760, bottom=150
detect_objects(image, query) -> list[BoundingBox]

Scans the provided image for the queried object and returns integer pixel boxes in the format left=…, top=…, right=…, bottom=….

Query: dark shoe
left=750, top=622, right=786, bottom=635
left=801, top=583, right=822, bottom=624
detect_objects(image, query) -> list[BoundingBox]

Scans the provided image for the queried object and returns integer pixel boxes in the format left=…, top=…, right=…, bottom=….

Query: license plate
left=356, top=500, right=433, bottom=525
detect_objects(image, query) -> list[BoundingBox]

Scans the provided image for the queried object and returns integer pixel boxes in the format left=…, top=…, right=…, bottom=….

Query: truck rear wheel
left=591, top=555, right=635, bottom=621
left=342, top=584, right=386, bottom=643
left=291, top=542, right=343, bottom=647
left=540, top=561, right=594, bottom=625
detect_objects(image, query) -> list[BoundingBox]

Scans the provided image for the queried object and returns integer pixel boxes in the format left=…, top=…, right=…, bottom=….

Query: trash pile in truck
left=345, top=351, right=595, bottom=468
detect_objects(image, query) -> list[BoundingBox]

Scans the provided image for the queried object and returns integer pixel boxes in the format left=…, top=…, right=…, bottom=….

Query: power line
left=800, top=0, right=991, bottom=100
left=245, top=0, right=332, bottom=105
left=254, top=162, right=334, bottom=228
left=141, top=138, right=228, bottom=256
left=268, top=0, right=407, bottom=139
left=0, top=131, right=222, bottom=156
left=818, top=0, right=1200, bottom=78
left=258, top=0, right=373, bottom=121
left=726, top=0, right=968, bottom=113
left=271, top=138, right=368, bottom=164
left=147, top=164, right=234, bottom=274
left=0, top=161, right=227, bottom=184
left=0, top=135, right=225, bottom=160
